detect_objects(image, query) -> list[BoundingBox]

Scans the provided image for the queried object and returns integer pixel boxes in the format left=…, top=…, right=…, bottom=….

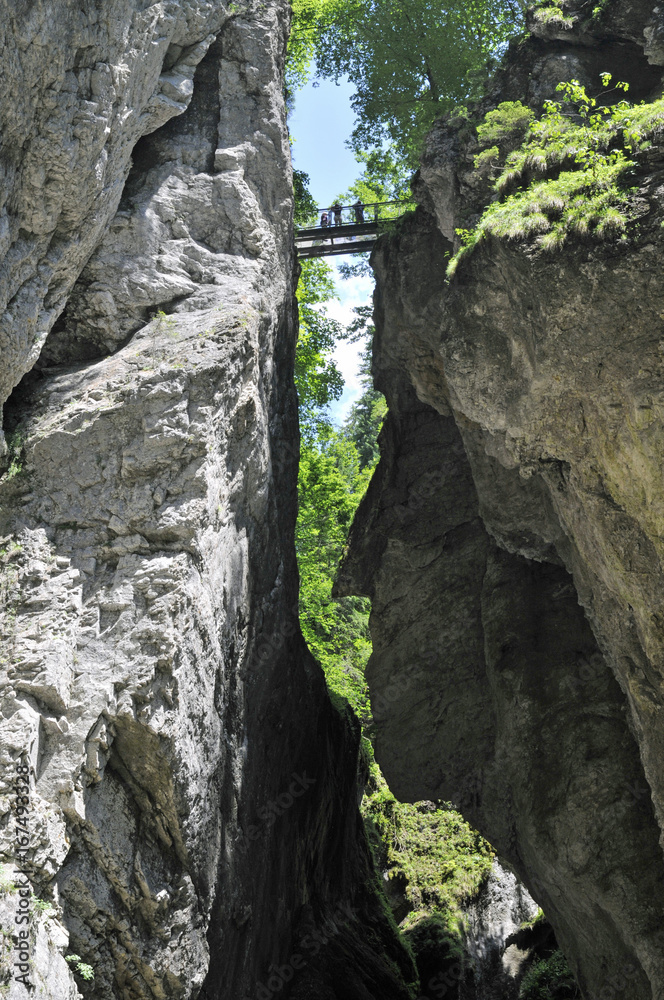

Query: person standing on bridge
left=332, top=202, right=342, bottom=226
left=353, top=199, right=365, bottom=223
left=321, top=210, right=334, bottom=244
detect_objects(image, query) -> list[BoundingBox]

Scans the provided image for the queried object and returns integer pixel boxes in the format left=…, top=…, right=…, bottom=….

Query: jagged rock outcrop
left=0, top=3, right=416, bottom=999
left=0, top=0, right=231, bottom=444
left=337, top=3, right=664, bottom=998
left=462, top=862, right=538, bottom=999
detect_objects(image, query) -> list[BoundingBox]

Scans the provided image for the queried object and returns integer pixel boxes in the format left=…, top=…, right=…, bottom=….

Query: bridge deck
left=298, top=239, right=376, bottom=259
left=294, top=200, right=412, bottom=258
left=295, top=222, right=378, bottom=258
left=295, top=221, right=380, bottom=241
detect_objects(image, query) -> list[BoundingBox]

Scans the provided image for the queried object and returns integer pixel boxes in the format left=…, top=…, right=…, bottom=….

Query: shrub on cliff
left=519, top=949, right=580, bottom=999
left=475, top=100, right=534, bottom=149
left=362, top=766, right=494, bottom=925
left=448, top=75, right=664, bottom=276
left=405, top=913, right=467, bottom=1000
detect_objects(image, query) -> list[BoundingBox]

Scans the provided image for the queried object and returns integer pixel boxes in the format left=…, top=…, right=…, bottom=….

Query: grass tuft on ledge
left=447, top=77, right=664, bottom=279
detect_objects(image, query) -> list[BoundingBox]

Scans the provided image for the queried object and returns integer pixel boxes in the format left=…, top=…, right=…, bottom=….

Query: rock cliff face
left=462, top=861, right=538, bottom=999
left=0, top=3, right=415, bottom=999
left=337, top=3, right=664, bottom=998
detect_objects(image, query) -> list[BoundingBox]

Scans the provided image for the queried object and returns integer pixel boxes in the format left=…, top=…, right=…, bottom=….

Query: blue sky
left=289, top=75, right=374, bottom=425
left=290, top=75, right=358, bottom=206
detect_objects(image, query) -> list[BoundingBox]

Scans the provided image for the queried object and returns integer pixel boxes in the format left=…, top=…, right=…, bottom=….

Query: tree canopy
left=291, top=0, right=527, bottom=168
left=294, top=256, right=345, bottom=437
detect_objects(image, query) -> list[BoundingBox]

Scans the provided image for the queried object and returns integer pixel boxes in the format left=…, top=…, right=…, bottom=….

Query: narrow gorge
left=1, top=1, right=664, bottom=999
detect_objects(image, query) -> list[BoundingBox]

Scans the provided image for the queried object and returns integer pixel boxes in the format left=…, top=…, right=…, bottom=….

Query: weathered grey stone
left=0, top=0, right=240, bottom=450
left=463, top=861, right=539, bottom=1000
left=337, top=4, right=664, bottom=998
left=0, top=3, right=416, bottom=999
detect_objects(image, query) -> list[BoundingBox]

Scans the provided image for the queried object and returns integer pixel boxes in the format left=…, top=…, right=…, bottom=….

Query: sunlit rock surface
left=463, top=861, right=539, bottom=999
left=0, top=3, right=416, bottom=998
left=337, top=2, right=664, bottom=997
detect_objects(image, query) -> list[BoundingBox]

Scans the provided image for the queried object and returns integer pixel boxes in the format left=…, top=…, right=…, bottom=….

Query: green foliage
left=475, top=100, right=533, bottom=148
left=344, top=381, right=387, bottom=470
left=296, top=427, right=374, bottom=722
left=293, top=168, right=319, bottom=226
left=448, top=75, right=664, bottom=276
left=294, top=271, right=385, bottom=727
left=519, top=950, right=580, bottom=999
left=31, top=895, right=54, bottom=916
left=521, top=908, right=546, bottom=930
left=3, top=429, right=25, bottom=481
left=153, top=310, right=177, bottom=336
left=532, top=0, right=575, bottom=29
left=474, top=144, right=500, bottom=169
left=286, top=0, right=324, bottom=98
left=340, top=314, right=386, bottom=470
left=310, top=0, right=527, bottom=168
left=295, top=258, right=345, bottom=437
left=335, top=147, right=414, bottom=211
left=362, top=768, right=494, bottom=922
left=65, top=955, right=94, bottom=982
left=589, top=0, right=610, bottom=21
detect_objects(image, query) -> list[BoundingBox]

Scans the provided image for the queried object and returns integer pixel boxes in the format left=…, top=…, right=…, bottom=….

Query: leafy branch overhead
left=448, top=75, right=664, bottom=276
left=289, top=0, right=527, bottom=169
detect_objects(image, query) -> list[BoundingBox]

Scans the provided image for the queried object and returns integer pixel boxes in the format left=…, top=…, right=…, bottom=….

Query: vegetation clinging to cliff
left=519, top=950, right=580, bottom=999
left=362, top=768, right=494, bottom=928
left=448, top=76, right=664, bottom=276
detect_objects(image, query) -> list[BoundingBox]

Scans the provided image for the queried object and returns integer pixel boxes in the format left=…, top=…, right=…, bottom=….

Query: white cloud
left=327, top=262, right=374, bottom=425
left=329, top=340, right=364, bottom=426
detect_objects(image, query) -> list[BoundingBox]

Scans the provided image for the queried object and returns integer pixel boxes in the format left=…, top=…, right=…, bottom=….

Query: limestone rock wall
left=0, top=0, right=237, bottom=443
left=0, top=4, right=415, bottom=999
left=337, top=3, right=664, bottom=998
left=462, top=862, right=538, bottom=999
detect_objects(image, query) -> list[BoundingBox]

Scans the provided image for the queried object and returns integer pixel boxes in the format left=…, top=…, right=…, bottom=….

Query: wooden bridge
left=295, top=200, right=413, bottom=259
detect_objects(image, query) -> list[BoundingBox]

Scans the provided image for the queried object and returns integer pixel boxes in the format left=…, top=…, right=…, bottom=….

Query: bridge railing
left=296, top=199, right=414, bottom=231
